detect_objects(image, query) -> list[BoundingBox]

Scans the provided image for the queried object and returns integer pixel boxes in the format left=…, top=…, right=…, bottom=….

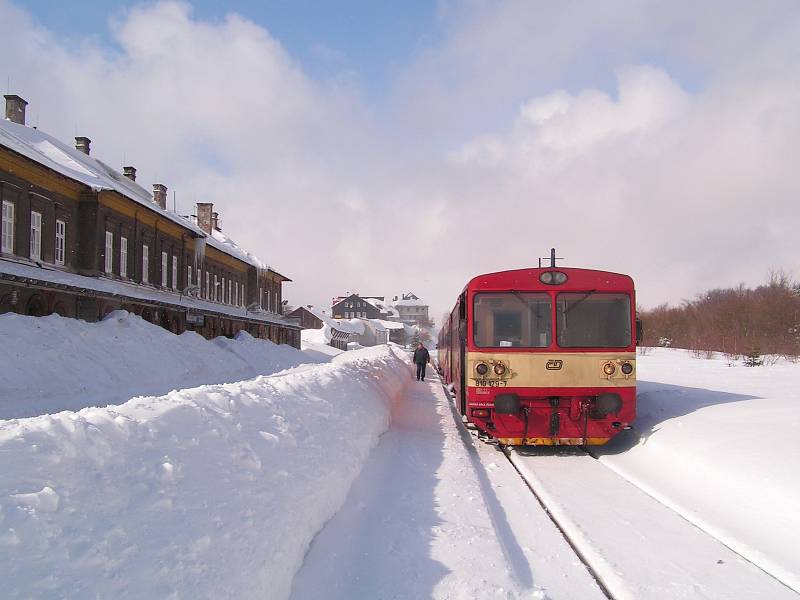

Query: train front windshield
left=473, top=293, right=552, bottom=348
left=472, top=291, right=632, bottom=348
left=556, top=293, right=631, bottom=348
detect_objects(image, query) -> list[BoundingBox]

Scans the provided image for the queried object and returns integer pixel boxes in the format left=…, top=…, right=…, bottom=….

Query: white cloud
left=1, top=0, right=799, bottom=322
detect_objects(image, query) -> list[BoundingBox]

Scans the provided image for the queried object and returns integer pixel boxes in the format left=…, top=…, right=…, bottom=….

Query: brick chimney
left=4, top=95, right=27, bottom=125
left=211, top=211, right=220, bottom=231
left=153, top=184, right=167, bottom=209
left=75, top=136, right=91, bottom=155
left=196, top=202, right=213, bottom=234
left=123, top=166, right=136, bottom=181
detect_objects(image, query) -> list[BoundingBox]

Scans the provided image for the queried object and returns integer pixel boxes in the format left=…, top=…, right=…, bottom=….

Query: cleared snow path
left=290, top=371, right=606, bottom=600
left=509, top=448, right=798, bottom=600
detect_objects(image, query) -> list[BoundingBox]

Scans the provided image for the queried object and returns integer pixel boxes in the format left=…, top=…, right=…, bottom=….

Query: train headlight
left=540, top=271, right=568, bottom=285
left=621, top=362, right=634, bottom=375
left=602, top=362, right=616, bottom=376
left=493, top=363, right=507, bottom=376
left=475, top=362, right=489, bottom=376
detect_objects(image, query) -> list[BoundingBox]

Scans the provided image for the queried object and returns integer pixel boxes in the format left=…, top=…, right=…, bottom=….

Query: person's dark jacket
left=413, top=347, right=430, bottom=365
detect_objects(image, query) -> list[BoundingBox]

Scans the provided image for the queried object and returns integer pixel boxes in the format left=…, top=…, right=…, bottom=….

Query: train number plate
left=474, top=379, right=508, bottom=387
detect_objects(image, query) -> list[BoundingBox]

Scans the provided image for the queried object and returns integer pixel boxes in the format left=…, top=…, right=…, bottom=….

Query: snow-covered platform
left=291, top=354, right=800, bottom=599
left=290, top=371, right=605, bottom=599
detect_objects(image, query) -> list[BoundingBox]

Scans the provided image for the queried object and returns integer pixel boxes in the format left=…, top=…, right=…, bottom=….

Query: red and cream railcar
left=438, top=266, right=639, bottom=445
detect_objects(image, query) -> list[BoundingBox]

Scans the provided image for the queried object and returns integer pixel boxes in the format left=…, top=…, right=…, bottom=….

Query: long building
left=0, top=95, right=301, bottom=347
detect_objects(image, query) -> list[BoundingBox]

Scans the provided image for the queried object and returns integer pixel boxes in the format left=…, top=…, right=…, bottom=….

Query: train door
left=457, top=292, right=467, bottom=415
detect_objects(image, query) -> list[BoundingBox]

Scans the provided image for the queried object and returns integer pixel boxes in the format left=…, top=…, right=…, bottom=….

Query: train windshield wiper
left=563, top=289, right=597, bottom=314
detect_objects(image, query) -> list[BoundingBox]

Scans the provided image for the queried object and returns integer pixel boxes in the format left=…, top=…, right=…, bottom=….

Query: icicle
left=194, top=235, right=206, bottom=270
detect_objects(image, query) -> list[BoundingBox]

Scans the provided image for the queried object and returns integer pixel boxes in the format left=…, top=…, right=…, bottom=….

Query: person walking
left=413, top=343, right=430, bottom=381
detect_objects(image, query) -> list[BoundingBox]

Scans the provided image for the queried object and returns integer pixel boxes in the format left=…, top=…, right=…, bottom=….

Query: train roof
left=464, top=267, right=634, bottom=293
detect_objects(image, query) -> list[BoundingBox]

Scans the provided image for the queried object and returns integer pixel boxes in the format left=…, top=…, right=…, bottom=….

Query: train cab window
left=556, top=292, right=631, bottom=348
left=473, top=292, right=551, bottom=348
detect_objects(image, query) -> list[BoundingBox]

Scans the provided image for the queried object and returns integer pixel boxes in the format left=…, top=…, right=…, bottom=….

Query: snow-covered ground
left=595, top=348, right=800, bottom=592
left=1, top=316, right=798, bottom=600
left=0, top=342, right=409, bottom=598
left=0, top=311, right=330, bottom=419
left=290, top=373, right=605, bottom=599
left=290, top=349, right=800, bottom=599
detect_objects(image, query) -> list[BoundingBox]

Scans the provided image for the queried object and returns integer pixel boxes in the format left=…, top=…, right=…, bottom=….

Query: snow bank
left=300, top=336, right=344, bottom=363
left=0, top=311, right=324, bottom=420
left=596, top=348, right=800, bottom=592
left=0, top=345, right=411, bottom=599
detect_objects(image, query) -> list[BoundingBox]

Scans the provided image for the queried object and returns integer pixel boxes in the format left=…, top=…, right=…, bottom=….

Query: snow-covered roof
left=0, top=118, right=205, bottom=236
left=364, top=297, right=400, bottom=319
left=303, top=305, right=364, bottom=336
left=394, top=298, right=427, bottom=307
left=0, top=258, right=299, bottom=328
left=370, top=319, right=405, bottom=330
left=208, top=228, right=289, bottom=280
left=0, top=118, right=285, bottom=275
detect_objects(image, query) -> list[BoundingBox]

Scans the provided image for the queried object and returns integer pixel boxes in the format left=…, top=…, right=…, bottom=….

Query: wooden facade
left=0, top=96, right=300, bottom=347
left=286, top=306, right=324, bottom=330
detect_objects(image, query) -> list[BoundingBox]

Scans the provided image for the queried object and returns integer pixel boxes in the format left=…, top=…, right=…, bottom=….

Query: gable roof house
left=0, top=95, right=300, bottom=347
left=297, top=305, right=364, bottom=351
left=394, top=292, right=431, bottom=327
left=331, top=293, right=382, bottom=320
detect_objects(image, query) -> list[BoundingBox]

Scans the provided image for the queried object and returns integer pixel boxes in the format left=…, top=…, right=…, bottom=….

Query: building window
left=31, top=211, right=43, bottom=260
left=214, top=274, right=219, bottom=302
left=55, top=219, right=66, bottom=266
left=161, top=251, right=168, bottom=287
left=142, top=244, right=149, bottom=283
left=104, top=230, right=113, bottom=273
left=234, top=282, right=239, bottom=307
left=172, top=256, right=178, bottom=290
left=206, top=272, right=211, bottom=300
left=120, top=236, right=127, bottom=277
left=188, top=265, right=193, bottom=289
left=1, top=200, right=14, bottom=253
left=228, top=280, right=232, bottom=305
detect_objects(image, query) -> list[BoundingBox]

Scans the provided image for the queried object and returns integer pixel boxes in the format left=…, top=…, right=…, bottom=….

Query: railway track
left=440, top=377, right=798, bottom=600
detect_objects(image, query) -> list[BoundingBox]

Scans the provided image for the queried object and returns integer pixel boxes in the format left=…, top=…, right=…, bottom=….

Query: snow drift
left=0, top=344, right=411, bottom=599
left=0, top=311, right=326, bottom=420
left=596, top=348, right=800, bottom=592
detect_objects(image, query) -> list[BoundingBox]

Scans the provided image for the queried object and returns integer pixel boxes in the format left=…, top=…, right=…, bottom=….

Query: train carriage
left=438, top=260, right=639, bottom=446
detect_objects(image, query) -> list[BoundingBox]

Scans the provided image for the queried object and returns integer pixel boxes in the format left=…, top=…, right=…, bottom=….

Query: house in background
left=365, top=296, right=401, bottom=321
left=286, top=305, right=324, bottom=330
left=394, top=292, right=431, bottom=328
left=331, top=293, right=382, bottom=319
left=296, top=304, right=363, bottom=350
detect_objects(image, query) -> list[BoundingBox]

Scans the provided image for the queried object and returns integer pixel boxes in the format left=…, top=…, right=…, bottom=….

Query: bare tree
left=640, top=272, right=799, bottom=361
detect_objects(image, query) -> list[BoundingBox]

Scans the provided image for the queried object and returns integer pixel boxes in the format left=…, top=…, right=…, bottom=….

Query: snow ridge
left=0, top=345, right=411, bottom=599
left=0, top=311, right=319, bottom=420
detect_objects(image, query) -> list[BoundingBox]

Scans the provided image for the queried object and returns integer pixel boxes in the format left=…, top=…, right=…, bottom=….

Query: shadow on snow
left=289, top=372, right=449, bottom=599
left=516, top=379, right=759, bottom=457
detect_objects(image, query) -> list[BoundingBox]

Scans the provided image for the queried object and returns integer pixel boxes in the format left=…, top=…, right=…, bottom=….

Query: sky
left=1, top=0, right=799, bottom=323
